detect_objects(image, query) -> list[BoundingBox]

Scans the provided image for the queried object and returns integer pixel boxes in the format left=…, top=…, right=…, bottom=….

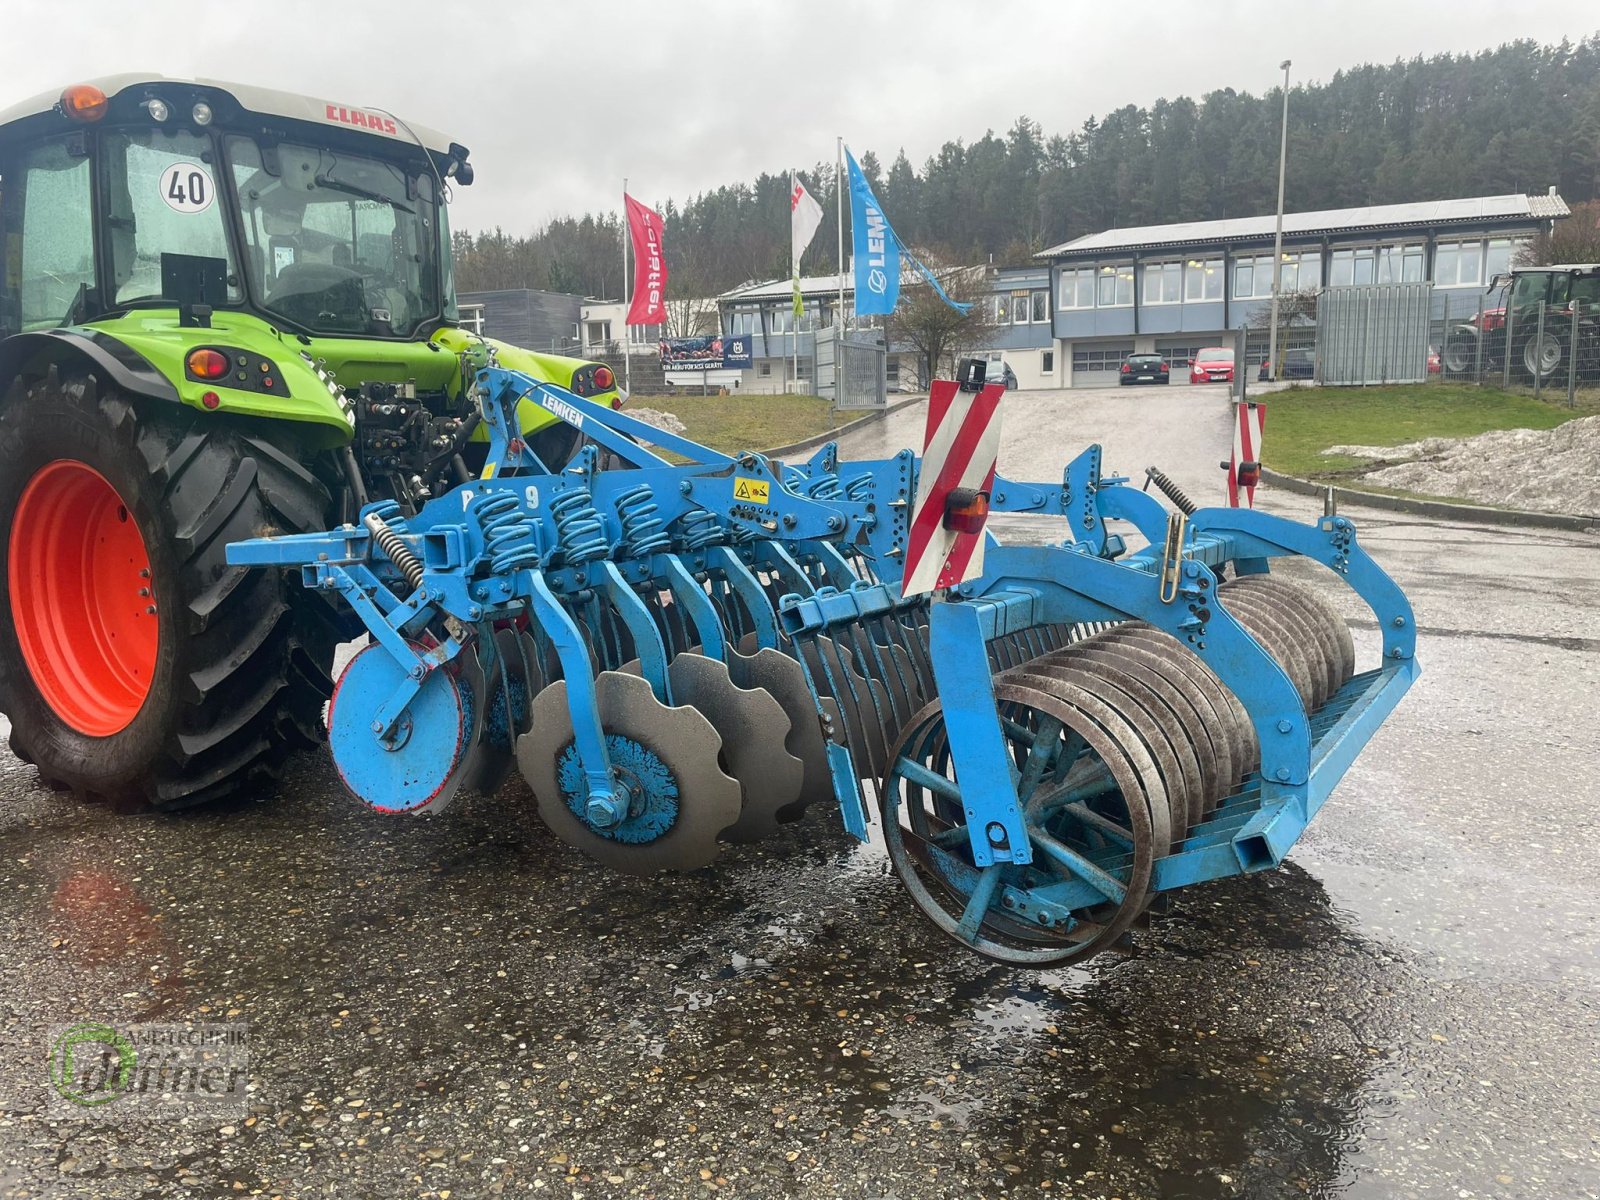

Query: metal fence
left=1311, top=284, right=1433, bottom=385
left=1431, top=288, right=1598, bottom=406
left=817, top=327, right=888, bottom=410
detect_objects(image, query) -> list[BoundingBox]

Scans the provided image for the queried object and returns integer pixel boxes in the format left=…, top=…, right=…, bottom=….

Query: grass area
left=631, top=393, right=853, bottom=455
left=1262, top=383, right=1598, bottom=479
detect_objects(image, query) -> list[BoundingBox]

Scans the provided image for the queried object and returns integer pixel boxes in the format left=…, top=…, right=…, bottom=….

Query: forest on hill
left=452, top=35, right=1600, bottom=302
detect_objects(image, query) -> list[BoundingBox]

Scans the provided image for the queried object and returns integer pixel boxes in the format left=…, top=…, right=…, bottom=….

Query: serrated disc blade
left=519, top=671, right=742, bottom=874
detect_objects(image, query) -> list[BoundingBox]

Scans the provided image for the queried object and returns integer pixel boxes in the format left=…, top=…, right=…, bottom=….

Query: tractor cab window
left=226, top=135, right=442, bottom=337
left=100, top=129, right=242, bottom=308
left=7, top=140, right=97, bottom=331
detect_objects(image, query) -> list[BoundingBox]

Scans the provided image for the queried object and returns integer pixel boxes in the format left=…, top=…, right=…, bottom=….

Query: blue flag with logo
left=845, top=146, right=970, bottom=318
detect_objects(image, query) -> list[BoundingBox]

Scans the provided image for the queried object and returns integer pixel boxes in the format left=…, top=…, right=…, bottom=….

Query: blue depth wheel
left=879, top=680, right=1157, bottom=966
left=329, top=642, right=469, bottom=814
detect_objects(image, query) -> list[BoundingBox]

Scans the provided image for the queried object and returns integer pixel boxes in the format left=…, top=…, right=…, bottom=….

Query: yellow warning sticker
left=481, top=462, right=497, bottom=479
left=732, top=476, right=770, bottom=505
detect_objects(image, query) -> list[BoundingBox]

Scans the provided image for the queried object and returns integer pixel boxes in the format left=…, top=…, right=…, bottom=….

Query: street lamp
left=1266, top=59, right=1292, bottom=382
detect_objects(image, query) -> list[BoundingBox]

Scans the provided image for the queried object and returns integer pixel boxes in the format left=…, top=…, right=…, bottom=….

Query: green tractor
left=0, top=76, right=620, bottom=809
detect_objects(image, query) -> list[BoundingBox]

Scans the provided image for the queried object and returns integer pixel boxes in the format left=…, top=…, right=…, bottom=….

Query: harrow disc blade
left=666, top=652, right=804, bottom=842
left=725, top=645, right=835, bottom=820
left=520, top=671, right=742, bottom=875
left=455, top=642, right=513, bottom=798
left=328, top=642, right=471, bottom=815
left=462, top=629, right=533, bottom=799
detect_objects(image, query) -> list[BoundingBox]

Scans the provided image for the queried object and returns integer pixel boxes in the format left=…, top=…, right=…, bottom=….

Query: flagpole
left=835, top=138, right=845, bottom=335
left=621, top=178, right=632, bottom=397
left=791, top=169, right=800, bottom=393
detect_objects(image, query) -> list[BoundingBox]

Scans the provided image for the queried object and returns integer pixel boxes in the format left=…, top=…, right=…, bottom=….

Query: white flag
left=790, top=175, right=824, bottom=268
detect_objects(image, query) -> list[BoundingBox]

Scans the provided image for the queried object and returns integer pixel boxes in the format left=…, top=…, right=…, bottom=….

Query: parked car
left=1189, top=347, right=1235, bottom=384
left=1119, top=353, right=1170, bottom=386
left=1257, top=347, right=1316, bottom=381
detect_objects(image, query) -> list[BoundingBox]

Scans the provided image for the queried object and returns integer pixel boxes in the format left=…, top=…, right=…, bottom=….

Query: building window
left=757, top=361, right=772, bottom=378
left=1156, top=342, right=1206, bottom=368
left=1030, top=290, right=1049, bottom=323
left=1435, top=238, right=1528, bottom=288
left=1484, top=237, right=1526, bottom=282
left=1184, top=258, right=1224, bottom=302
left=1071, top=342, right=1136, bottom=373
left=992, top=294, right=1012, bottom=323
left=628, top=322, right=661, bottom=345
left=1012, top=294, right=1031, bottom=324
left=730, top=308, right=760, bottom=336
left=584, top=318, right=609, bottom=343
left=1041, top=349, right=1054, bottom=373
left=1095, top=265, right=1134, bottom=308
left=1375, top=244, right=1425, bottom=284
left=1142, top=261, right=1182, bottom=305
left=1059, top=267, right=1095, bottom=310
left=1236, top=250, right=1321, bottom=298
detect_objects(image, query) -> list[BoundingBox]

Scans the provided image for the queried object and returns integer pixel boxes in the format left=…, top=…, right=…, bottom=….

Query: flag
left=844, top=146, right=970, bottom=318
left=791, top=173, right=823, bottom=319
left=624, top=193, right=667, bottom=325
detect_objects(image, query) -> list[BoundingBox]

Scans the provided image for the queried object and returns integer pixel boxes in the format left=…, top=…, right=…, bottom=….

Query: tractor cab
left=0, top=76, right=471, bottom=343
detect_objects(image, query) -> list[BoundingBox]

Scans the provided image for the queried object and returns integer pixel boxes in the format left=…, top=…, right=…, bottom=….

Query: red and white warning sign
left=901, top=378, right=1005, bottom=596
left=1226, top=401, right=1267, bottom=508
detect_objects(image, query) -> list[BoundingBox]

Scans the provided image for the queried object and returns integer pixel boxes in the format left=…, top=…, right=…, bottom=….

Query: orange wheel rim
left=9, top=461, right=158, bottom=736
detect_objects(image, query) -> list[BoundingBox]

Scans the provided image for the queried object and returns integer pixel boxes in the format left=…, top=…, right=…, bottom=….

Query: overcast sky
left=4, top=1, right=1592, bottom=232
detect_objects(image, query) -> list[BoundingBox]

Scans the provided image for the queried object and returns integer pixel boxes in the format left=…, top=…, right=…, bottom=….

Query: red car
left=1189, top=347, right=1235, bottom=384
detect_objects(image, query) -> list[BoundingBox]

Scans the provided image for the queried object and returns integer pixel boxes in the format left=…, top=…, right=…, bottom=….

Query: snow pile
left=1323, top=415, right=1600, bottom=516
left=624, top=407, right=688, bottom=443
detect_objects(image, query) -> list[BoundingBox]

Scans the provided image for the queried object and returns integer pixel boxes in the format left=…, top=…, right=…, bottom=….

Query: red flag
left=624, top=193, right=667, bottom=325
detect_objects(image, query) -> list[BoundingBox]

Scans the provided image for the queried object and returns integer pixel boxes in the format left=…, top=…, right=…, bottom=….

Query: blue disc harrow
left=228, top=359, right=1417, bottom=965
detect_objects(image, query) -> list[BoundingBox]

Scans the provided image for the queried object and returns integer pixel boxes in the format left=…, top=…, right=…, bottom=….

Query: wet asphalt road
left=1, top=385, right=1597, bottom=1199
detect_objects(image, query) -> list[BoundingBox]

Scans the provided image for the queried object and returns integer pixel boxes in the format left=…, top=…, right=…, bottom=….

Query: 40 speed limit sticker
left=159, top=162, right=216, bottom=215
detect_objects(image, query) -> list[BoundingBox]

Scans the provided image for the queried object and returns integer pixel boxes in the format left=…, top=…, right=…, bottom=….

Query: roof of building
left=719, top=273, right=852, bottom=303
left=1037, top=193, right=1571, bottom=259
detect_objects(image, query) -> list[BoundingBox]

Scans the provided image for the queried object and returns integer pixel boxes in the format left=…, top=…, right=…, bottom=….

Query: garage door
left=1071, top=343, right=1134, bottom=386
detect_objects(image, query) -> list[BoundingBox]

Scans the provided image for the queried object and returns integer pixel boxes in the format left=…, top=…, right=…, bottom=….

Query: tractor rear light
left=594, top=365, right=615, bottom=391
left=60, top=85, right=109, bottom=122
left=1236, top=460, right=1261, bottom=489
left=943, top=487, right=990, bottom=534
left=186, top=349, right=229, bottom=380
left=201, top=391, right=221, bottom=410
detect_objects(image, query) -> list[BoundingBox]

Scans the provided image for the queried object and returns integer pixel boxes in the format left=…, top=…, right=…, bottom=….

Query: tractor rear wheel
left=0, top=368, right=341, bottom=809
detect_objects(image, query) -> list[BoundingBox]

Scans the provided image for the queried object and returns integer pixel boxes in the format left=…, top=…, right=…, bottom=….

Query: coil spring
left=470, top=492, right=541, bottom=575
left=549, top=487, right=610, bottom=565
left=678, top=509, right=722, bottom=551
left=844, top=474, right=873, bottom=503
left=615, top=484, right=670, bottom=558
left=805, top=473, right=843, bottom=501
left=1144, top=466, right=1198, bottom=516
left=363, top=502, right=425, bottom=592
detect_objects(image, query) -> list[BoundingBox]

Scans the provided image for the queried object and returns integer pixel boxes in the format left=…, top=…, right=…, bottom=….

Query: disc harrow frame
left=228, top=359, right=1418, bottom=963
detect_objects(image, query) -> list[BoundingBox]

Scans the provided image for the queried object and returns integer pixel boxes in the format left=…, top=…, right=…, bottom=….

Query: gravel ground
left=1324, top=413, right=1600, bottom=516
left=1, top=385, right=1596, bottom=1199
